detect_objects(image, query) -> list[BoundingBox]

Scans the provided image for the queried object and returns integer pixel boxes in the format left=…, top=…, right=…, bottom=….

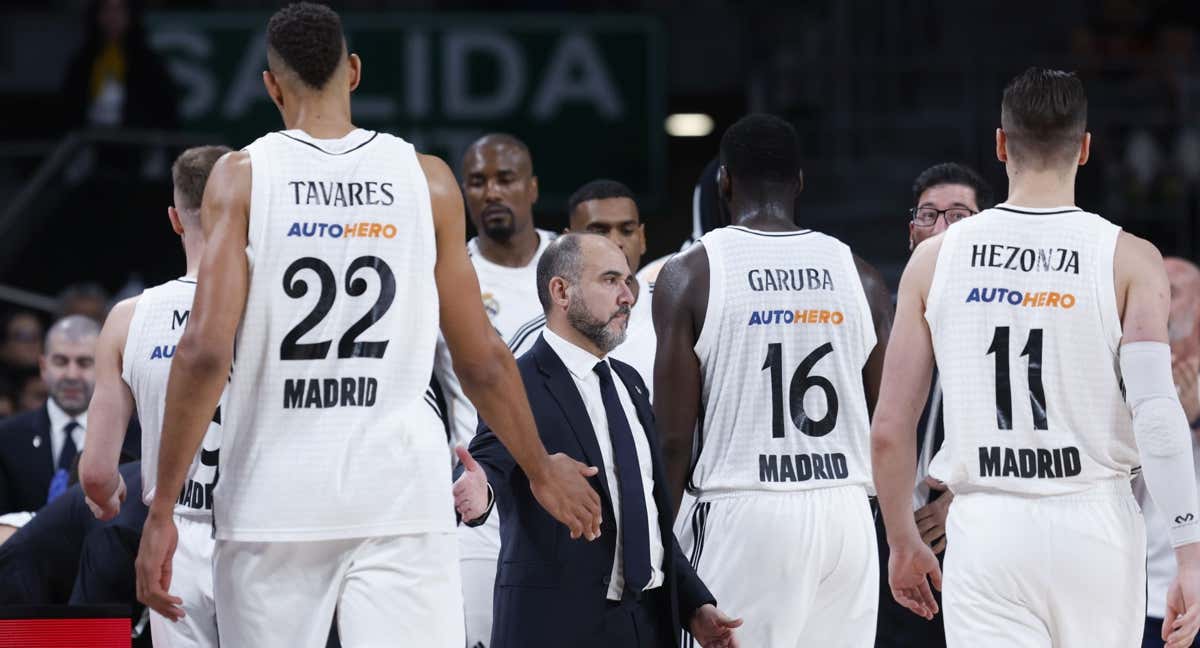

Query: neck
left=1004, top=164, right=1077, bottom=209
left=478, top=227, right=540, bottom=268
left=182, top=238, right=203, bottom=278
left=547, top=318, right=606, bottom=359
left=732, top=202, right=800, bottom=232
left=283, top=93, right=355, bottom=139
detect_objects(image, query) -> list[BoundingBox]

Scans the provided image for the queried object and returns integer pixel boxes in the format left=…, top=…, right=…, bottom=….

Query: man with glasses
left=876, top=162, right=992, bottom=647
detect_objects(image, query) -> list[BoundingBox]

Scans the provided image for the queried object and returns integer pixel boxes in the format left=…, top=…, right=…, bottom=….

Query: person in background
left=59, top=282, right=111, bottom=324
left=0, top=311, right=44, bottom=375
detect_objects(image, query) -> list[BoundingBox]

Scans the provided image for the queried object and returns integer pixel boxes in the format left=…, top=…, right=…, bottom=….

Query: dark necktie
left=59, top=421, right=80, bottom=471
left=593, top=361, right=651, bottom=593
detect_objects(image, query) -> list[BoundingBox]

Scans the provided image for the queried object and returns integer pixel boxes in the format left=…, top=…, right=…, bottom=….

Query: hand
left=689, top=603, right=742, bottom=648
left=1173, top=355, right=1200, bottom=423
left=1164, top=550, right=1200, bottom=648
left=453, top=446, right=490, bottom=523
left=914, top=484, right=953, bottom=555
left=85, top=473, right=126, bottom=522
left=528, top=452, right=602, bottom=541
left=136, top=511, right=184, bottom=621
left=888, top=535, right=942, bottom=620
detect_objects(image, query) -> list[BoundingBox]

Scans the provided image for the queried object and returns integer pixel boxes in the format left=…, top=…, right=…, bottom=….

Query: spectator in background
left=0, top=316, right=139, bottom=520
left=17, top=372, right=48, bottom=413
left=1139, top=256, right=1200, bottom=648
left=61, top=0, right=177, bottom=132
left=876, top=162, right=993, bottom=648
left=0, top=377, right=16, bottom=420
left=59, top=282, right=111, bottom=324
left=0, top=311, right=44, bottom=373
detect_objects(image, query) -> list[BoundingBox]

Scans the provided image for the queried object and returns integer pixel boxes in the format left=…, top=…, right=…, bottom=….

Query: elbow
left=870, top=420, right=902, bottom=460
left=78, top=459, right=112, bottom=501
left=174, top=333, right=231, bottom=378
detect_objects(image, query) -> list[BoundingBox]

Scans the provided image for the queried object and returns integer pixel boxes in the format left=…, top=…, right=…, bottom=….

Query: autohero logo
left=287, top=221, right=399, bottom=240
left=747, top=309, right=844, bottom=326
left=964, top=287, right=1076, bottom=310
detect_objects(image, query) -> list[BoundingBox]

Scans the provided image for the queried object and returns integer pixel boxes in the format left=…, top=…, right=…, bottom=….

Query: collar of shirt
left=46, top=398, right=87, bottom=464
left=541, top=326, right=607, bottom=382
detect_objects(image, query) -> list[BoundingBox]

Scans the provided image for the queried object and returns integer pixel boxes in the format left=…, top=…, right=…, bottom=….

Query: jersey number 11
left=986, top=326, right=1048, bottom=431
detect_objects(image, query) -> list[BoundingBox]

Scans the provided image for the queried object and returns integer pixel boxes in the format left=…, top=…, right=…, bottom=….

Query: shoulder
left=0, top=408, right=45, bottom=440
left=610, top=358, right=649, bottom=399
left=417, top=153, right=457, bottom=197
left=656, top=242, right=708, bottom=300
left=1115, top=230, right=1163, bottom=267
left=102, top=296, right=140, bottom=341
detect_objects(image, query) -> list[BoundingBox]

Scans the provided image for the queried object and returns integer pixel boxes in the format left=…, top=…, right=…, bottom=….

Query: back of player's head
left=912, top=162, right=995, bottom=210
left=719, top=114, right=801, bottom=190
left=536, top=234, right=586, bottom=312
left=1001, top=67, right=1088, bottom=169
left=267, top=2, right=346, bottom=91
left=567, top=179, right=636, bottom=215
left=171, top=145, right=232, bottom=214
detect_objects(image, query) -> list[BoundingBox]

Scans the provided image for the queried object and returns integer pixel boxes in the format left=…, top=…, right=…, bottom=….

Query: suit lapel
left=533, top=337, right=613, bottom=508
left=32, top=406, right=53, bottom=486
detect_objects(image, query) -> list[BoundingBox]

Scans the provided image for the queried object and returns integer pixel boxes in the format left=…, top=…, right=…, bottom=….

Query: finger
left=454, top=445, right=481, bottom=472
left=579, top=462, right=600, bottom=477
left=916, top=517, right=937, bottom=534
left=722, top=615, right=744, bottom=628
left=930, top=563, right=943, bottom=592
left=932, top=536, right=947, bottom=555
left=914, top=507, right=932, bottom=522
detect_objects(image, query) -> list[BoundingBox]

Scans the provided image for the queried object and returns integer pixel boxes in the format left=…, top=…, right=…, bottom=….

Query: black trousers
left=874, top=508, right=946, bottom=648
left=1144, top=617, right=1200, bottom=648
left=588, top=587, right=671, bottom=648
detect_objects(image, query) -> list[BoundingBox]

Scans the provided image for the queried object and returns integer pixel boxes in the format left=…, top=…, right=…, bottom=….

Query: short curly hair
left=267, top=2, right=345, bottom=91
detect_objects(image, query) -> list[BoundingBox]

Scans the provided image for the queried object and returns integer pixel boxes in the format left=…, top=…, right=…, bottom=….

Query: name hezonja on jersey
left=970, top=244, right=1080, bottom=274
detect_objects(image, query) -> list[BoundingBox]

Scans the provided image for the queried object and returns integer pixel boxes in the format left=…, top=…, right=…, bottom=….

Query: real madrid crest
left=481, top=292, right=500, bottom=318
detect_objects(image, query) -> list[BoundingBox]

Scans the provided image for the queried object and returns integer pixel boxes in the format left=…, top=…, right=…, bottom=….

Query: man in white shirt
left=453, top=233, right=740, bottom=647
left=565, top=179, right=655, bottom=388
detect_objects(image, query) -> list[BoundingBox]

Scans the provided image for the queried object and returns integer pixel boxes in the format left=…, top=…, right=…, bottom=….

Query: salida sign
left=146, top=12, right=666, bottom=210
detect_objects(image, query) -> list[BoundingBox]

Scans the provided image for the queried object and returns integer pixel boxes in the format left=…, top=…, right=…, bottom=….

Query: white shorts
left=942, top=483, right=1145, bottom=648
left=676, top=485, right=878, bottom=648
left=150, top=515, right=217, bottom=648
left=459, top=513, right=501, bottom=648
left=213, top=532, right=465, bottom=648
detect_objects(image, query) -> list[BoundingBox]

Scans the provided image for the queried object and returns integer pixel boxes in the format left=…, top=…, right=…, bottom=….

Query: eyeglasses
left=909, top=207, right=976, bottom=228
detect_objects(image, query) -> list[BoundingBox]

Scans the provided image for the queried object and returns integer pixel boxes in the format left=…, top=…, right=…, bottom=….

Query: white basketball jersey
left=219, top=129, right=447, bottom=541
left=926, top=204, right=1134, bottom=496
left=122, top=278, right=221, bottom=520
left=691, top=226, right=876, bottom=495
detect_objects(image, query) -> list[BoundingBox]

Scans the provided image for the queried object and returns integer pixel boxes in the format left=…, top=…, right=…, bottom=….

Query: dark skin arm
left=652, top=243, right=709, bottom=516
left=854, top=254, right=894, bottom=414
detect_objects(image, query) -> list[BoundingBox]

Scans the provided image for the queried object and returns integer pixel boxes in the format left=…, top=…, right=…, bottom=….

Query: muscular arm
left=854, top=254, right=894, bottom=413
left=651, top=244, right=709, bottom=515
left=151, top=152, right=250, bottom=518
left=871, top=239, right=938, bottom=546
left=79, top=297, right=138, bottom=513
left=421, top=154, right=600, bottom=538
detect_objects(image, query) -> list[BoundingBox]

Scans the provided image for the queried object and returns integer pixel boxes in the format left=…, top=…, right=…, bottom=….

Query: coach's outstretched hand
left=1165, top=544, right=1200, bottom=648
left=888, top=536, right=942, bottom=621
left=136, top=511, right=185, bottom=621
left=690, top=603, right=743, bottom=647
left=453, top=446, right=490, bottom=523
left=529, top=452, right=602, bottom=540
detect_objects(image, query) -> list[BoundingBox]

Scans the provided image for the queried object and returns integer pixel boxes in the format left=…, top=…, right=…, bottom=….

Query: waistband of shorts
left=955, top=477, right=1134, bottom=502
left=690, top=483, right=871, bottom=502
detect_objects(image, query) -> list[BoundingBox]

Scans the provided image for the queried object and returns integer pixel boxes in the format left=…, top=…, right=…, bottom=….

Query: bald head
left=461, top=133, right=539, bottom=245
left=1166, top=257, right=1200, bottom=358
left=42, top=315, right=100, bottom=416
left=45, top=315, right=100, bottom=350
left=462, top=133, right=532, bottom=174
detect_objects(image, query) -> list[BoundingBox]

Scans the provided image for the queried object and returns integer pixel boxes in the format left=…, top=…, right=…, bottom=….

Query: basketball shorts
left=213, top=532, right=464, bottom=648
left=150, top=515, right=218, bottom=648
left=676, top=485, right=878, bottom=647
left=942, top=481, right=1145, bottom=648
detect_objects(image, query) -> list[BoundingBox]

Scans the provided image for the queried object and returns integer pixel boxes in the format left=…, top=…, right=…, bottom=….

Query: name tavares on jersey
left=289, top=180, right=394, bottom=207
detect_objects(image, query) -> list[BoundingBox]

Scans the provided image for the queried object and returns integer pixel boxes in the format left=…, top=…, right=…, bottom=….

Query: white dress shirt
left=541, top=328, right=665, bottom=600
left=46, top=398, right=87, bottom=469
left=609, top=276, right=657, bottom=394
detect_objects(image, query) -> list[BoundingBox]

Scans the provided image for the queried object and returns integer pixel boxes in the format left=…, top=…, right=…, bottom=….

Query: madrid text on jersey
left=978, top=445, right=1083, bottom=479
left=289, top=180, right=395, bottom=207
left=747, top=267, right=835, bottom=292
left=283, top=376, right=378, bottom=409
left=969, top=244, right=1080, bottom=274
left=759, top=452, right=849, bottom=483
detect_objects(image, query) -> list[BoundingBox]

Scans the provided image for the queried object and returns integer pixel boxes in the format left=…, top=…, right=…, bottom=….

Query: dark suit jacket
left=0, top=405, right=141, bottom=515
left=464, top=335, right=715, bottom=648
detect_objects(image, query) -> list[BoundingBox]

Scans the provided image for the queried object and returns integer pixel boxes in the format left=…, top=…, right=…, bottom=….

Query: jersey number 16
left=761, top=342, right=839, bottom=438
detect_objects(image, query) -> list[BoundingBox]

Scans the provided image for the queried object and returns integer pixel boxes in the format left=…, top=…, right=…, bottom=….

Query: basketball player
left=433, top=132, right=556, bottom=648
left=79, top=144, right=229, bottom=648
left=135, top=5, right=602, bottom=647
left=654, top=114, right=892, bottom=647
left=872, top=67, right=1200, bottom=648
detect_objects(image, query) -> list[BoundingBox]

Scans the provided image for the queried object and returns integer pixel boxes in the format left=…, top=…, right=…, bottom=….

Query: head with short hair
left=537, top=234, right=634, bottom=355
left=999, top=67, right=1089, bottom=170
left=908, top=162, right=995, bottom=249
left=170, top=145, right=231, bottom=228
left=718, top=114, right=803, bottom=223
left=266, top=3, right=346, bottom=91
left=58, top=283, right=109, bottom=324
left=461, top=133, right=538, bottom=244
left=1, top=311, right=43, bottom=370
left=567, top=179, right=645, bottom=273
left=40, top=315, right=100, bottom=416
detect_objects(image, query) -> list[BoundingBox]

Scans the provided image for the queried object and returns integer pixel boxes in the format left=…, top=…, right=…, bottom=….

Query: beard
left=567, top=297, right=630, bottom=354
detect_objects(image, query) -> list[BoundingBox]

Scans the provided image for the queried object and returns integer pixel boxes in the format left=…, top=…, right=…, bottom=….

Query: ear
left=549, top=276, right=570, bottom=309
left=347, top=53, right=362, bottom=92
left=995, top=128, right=1008, bottom=163
left=636, top=222, right=647, bottom=252
left=717, top=165, right=732, bottom=203
left=908, top=222, right=916, bottom=252
left=167, top=206, right=184, bottom=236
left=1078, top=131, right=1091, bottom=167
left=796, top=169, right=805, bottom=195
left=529, top=175, right=540, bottom=206
left=262, top=70, right=285, bottom=112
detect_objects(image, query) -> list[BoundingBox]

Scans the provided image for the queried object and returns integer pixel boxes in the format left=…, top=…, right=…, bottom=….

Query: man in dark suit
left=455, top=234, right=741, bottom=648
left=0, top=315, right=140, bottom=520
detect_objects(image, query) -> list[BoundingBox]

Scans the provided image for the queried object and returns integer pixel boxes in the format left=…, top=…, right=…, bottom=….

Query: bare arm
left=79, top=297, right=138, bottom=519
left=420, top=154, right=601, bottom=539
left=652, top=244, right=708, bottom=515
left=854, top=254, right=894, bottom=413
left=152, top=152, right=250, bottom=517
